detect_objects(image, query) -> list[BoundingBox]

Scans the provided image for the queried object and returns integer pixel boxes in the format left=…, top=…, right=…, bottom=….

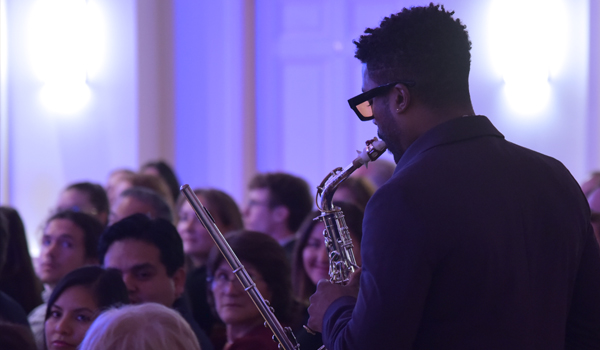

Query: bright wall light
left=28, top=0, right=104, bottom=115
left=488, top=0, right=567, bottom=116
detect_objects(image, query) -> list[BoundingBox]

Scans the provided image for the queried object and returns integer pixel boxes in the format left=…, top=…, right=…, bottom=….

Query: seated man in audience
left=55, top=182, right=110, bottom=226
left=109, top=187, right=173, bottom=225
left=28, top=211, right=103, bottom=349
left=243, top=172, right=313, bottom=259
left=98, top=214, right=213, bottom=350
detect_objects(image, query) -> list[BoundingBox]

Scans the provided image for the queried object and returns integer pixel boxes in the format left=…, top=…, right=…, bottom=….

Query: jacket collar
left=395, top=115, right=504, bottom=171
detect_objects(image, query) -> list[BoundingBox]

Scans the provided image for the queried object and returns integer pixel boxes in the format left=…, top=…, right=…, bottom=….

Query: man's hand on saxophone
left=307, top=267, right=362, bottom=333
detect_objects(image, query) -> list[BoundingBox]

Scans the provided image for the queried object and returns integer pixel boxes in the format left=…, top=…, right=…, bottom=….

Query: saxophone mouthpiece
left=354, top=137, right=387, bottom=167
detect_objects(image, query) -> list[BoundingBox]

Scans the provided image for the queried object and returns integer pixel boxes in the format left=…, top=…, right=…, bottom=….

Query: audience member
left=107, top=172, right=173, bottom=209
left=332, top=177, right=376, bottom=210
left=0, top=206, right=43, bottom=314
left=29, top=211, right=104, bottom=350
left=291, top=202, right=363, bottom=350
left=177, top=188, right=243, bottom=335
left=105, top=168, right=135, bottom=206
left=351, top=157, right=396, bottom=188
left=0, top=321, right=37, bottom=350
left=55, top=182, right=110, bottom=226
left=79, top=303, right=200, bottom=350
left=207, top=230, right=296, bottom=350
left=98, top=214, right=213, bottom=350
left=244, top=172, right=312, bottom=259
left=0, top=214, right=30, bottom=327
left=141, top=160, right=181, bottom=204
left=44, top=266, right=129, bottom=350
left=109, top=187, right=173, bottom=225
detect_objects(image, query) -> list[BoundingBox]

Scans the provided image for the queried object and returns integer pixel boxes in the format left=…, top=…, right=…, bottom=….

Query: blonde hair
left=79, top=303, right=200, bottom=350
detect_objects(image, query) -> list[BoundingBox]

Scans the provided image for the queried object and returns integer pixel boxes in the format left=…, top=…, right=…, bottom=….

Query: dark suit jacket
left=173, top=297, right=214, bottom=350
left=323, top=116, right=600, bottom=349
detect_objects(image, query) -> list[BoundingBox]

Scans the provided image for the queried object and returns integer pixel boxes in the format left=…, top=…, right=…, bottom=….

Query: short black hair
left=248, top=172, right=313, bottom=232
left=45, top=265, right=129, bottom=321
left=354, top=3, right=472, bottom=108
left=66, top=182, right=110, bottom=216
left=98, top=214, right=185, bottom=276
left=47, top=210, right=105, bottom=260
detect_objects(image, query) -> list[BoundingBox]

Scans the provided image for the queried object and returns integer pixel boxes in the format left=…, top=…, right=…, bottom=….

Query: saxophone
left=315, top=137, right=386, bottom=284
left=304, top=138, right=387, bottom=349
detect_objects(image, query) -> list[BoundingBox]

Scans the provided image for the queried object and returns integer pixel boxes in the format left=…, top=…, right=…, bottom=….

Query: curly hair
left=354, top=3, right=472, bottom=108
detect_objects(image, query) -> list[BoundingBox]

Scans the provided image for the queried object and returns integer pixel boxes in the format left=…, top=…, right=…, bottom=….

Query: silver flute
left=180, top=185, right=299, bottom=350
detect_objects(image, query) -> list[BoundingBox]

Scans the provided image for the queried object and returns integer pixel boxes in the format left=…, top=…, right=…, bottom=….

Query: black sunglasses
left=348, top=80, right=416, bottom=121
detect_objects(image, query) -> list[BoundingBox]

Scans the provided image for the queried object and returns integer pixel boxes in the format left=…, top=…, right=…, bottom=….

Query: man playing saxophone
left=307, top=4, right=600, bottom=350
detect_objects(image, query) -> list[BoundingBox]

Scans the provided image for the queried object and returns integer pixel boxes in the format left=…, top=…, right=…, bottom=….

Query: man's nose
left=121, top=273, right=137, bottom=293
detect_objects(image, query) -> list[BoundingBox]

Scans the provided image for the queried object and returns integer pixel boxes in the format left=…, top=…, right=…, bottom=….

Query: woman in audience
left=177, top=188, right=244, bottom=336
left=79, top=303, right=200, bottom=350
left=54, top=182, right=110, bottom=226
left=207, top=230, right=296, bottom=350
left=332, top=177, right=376, bottom=211
left=0, top=206, right=44, bottom=314
left=29, top=210, right=105, bottom=349
left=44, top=266, right=128, bottom=350
left=141, top=160, right=181, bottom=204
left=290, top=201, right=364, bottom=350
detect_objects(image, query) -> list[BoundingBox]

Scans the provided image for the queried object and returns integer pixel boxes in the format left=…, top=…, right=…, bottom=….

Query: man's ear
left=172, top=267, right=186, bottom=299
left=394, top=84, right=411, bottom=113
left=271, top=205, right=289, bottom=224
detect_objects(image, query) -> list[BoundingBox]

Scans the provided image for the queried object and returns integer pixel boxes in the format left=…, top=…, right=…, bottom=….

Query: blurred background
left=1, top=0, right=599, bottom=255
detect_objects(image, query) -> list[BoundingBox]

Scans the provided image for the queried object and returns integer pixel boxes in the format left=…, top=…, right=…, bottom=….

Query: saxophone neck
left=317, top=138, right=387, bottom=211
